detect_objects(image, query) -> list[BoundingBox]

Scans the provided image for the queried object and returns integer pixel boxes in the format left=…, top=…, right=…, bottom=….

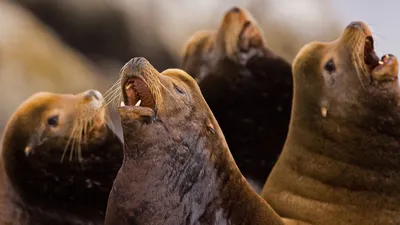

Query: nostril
left=347, top=21, right=365, bottom=32
left=230, top=7, right=240, bottom=13
left=86, top=90, right=100, bottom=100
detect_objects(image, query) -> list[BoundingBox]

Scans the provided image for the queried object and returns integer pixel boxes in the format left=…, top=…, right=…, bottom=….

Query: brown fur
left=105, top=57, right=284, bottom=225
left=262, top=21, right=400, bottom=225
left=181, top=6, right=293, bottom=187
left=0, top=90, right=123, bottom=225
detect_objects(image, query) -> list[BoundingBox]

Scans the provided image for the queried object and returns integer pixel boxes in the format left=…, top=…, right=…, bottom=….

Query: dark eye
left=173, top=83, right=185, bottom=95
left=324, top=59, right=336, bottom=73
left=47, top=115, right=59, bottom=127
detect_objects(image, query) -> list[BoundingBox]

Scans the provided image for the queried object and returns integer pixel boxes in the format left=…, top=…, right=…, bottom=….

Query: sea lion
left=181, top=6, right=293, bottom=188
left=262, top=21, right=400, bottom=225
left=105, top=57, right=284, bottom=225
left=0, top=90, right=123, bottom=224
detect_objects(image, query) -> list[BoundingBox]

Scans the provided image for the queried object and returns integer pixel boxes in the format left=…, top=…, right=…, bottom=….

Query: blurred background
left=0, top=0, right=397, bottom=138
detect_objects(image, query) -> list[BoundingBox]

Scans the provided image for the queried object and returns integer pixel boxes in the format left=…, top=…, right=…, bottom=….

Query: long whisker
left=103, top=93, right=122, bottom=109
left=352, top=49, right=367, bottom=90
left=104, top=77, right=122, bottom=95
left=69, top=127, right=78, bottom=161
left=76, top=119, right=85, bottom=163
left=103, top=85, right=122, bottom=101
left=61, top=122, right=78, bottom=163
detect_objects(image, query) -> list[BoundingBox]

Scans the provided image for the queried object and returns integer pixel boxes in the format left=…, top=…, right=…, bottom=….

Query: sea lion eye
left=173, top=83, right=185, bottom=95
left=47, top=115, right=59, bottom=127
left=324, top=59, right=336, bottom=73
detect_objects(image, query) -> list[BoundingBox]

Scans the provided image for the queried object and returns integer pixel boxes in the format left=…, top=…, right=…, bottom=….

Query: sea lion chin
left=0, top=89, right=123, bottom=224
left=262, top=21, right=400, bottom=225
left=105, top=57, right=284, bottom=225
left=181, top=6, right=293, bottom=190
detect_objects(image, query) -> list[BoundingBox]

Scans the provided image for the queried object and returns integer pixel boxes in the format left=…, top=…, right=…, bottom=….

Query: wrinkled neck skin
left=108, top=114, right=283, bottom=225
left=265, top=86, right=400, bottom=224
left=0, top=125, right=123, bottom=225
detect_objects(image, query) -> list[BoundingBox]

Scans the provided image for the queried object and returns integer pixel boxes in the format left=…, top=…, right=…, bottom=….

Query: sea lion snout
left=346, top=21, right=364, bottom=31
left=344, top=21, right=372, bottom=36
left=122, top=57, right=151, bottom=78
left=84, top=90, right=102, bottom=101
left=229, top=6, right=241, bottom=13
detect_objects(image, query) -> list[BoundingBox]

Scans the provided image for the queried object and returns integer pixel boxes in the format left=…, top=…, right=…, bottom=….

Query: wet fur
left=0, top=92, right=123, bottom=225
left=105, top=58, right=284, bottom=225
left=181, top=7, right=292, bottom=186
left=262, top=22, right=400, bottom=225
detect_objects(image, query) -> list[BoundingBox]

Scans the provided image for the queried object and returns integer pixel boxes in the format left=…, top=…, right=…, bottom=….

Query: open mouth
left=238, top=20, right=261, bottom=52
left=121, top=77, right=155, bottom=109
left=363, top=36, right=391, bottom=71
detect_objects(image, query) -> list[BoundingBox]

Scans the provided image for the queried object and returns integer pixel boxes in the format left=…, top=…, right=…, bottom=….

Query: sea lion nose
left=85, top=90, right=102, bottom=101
left=347, top=21, right=366, bottom=32
left=229, top=6, right=241, bottom=13
left=124, top=57, right=150, bottom=78
left=130, top=57, right=148, bottom=68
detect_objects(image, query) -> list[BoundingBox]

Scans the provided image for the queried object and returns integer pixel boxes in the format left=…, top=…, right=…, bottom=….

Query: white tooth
left=125, top=83, right=133, bottom=90
left=135, top=100, right=142, bottom=106
left=321, top=107, right=327, bottom=118
left=120, top=101, right=125, bottom=106
left=378, top=61, right=384, bottom=65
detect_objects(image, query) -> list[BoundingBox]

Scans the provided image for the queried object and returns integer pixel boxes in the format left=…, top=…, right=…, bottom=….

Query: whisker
left=69, top=129, right=77, bottom=161
left=352, top=49, right=367, bottom=90
left=77, top=119, right=87, bottom=162
left=61, top=122, right=78, bottom=163
left=103, top=93, right=122, bottom=109
left=104, top=77, right=122, bottom=95
left=103, top=85, right=121, bottom=100
left=103, top=89, right=122, bottom=106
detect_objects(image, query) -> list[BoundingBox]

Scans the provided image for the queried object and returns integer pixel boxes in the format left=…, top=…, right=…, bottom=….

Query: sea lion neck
left=263, top=21, right=400, bottom=225
left=116, top=113, right=265, bottom=223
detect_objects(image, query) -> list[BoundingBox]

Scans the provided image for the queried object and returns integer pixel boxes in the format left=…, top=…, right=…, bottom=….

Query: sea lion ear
left=205, top=119, right=215, bottom=135
left=237, top=22, right=264, bottom=65
left=24, top=128, right=47, bottom=156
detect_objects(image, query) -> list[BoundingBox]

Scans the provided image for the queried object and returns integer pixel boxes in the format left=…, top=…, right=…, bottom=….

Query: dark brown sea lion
left=0, top=90, right=123, bottom=224
left=262, top=21, right=400, bottom=225
left=181, top=6, right=293, bottom=188
left=105, top=57, right=284, bottom=225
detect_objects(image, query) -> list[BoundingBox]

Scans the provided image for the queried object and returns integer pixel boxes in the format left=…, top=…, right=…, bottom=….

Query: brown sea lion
left=0, top=90, right=123, bottom=224
left=104, top=57, right=284, bottom=225
left=181, top=6, right=293, bottom=189
left=262, top=21, right=400, bottom=225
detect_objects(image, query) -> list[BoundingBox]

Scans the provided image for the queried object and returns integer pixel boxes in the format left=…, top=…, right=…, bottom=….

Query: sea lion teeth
left=135, top=100, right=141, bottom=106
left=321, top=107, right=328, bottom=118
left=24, top=146, right=32, bottom=156
left=125, top=83, right=133, bottom=90
left=120, top=101, right=125, bottom=107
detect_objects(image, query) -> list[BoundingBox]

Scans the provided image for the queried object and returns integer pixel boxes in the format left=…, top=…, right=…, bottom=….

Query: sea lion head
left=118, top=57, right=216, bottom=138
left=2, top=90, right=108, bottom=163
left=1, top=89, right=123, bottom=208
left=216, top=6, right=265, bottom=63
left=182, top=6, right=266, bottom=81
left=108, top=57, right=284, bottom=225
left=292, top=21, right=399, bottom=131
